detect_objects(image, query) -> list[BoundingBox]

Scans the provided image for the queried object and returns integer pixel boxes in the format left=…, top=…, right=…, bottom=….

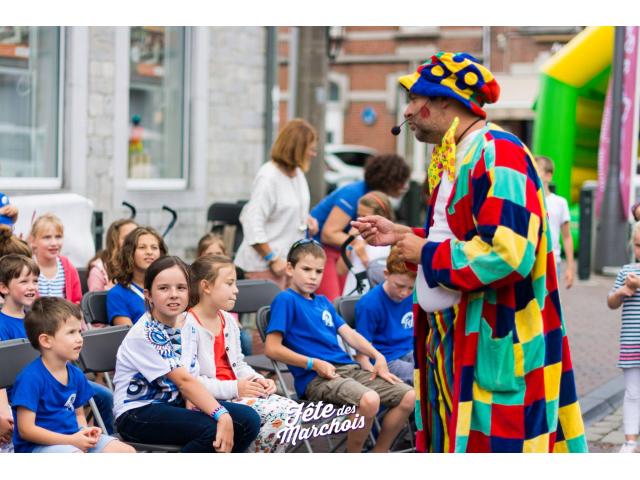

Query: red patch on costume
left=490, top=404, right=525, bottom=439
left=524, top=367, right=546, bottom=404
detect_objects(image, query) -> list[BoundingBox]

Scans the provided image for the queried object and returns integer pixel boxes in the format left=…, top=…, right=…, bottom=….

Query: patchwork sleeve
left=421, top=139, right=543, bottom=292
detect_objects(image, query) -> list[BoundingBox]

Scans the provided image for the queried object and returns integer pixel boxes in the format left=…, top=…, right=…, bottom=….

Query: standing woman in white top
left=234, top=118, right=319, bottom=289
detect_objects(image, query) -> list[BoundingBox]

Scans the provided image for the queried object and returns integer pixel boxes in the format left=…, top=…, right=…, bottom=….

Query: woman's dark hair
left=364, top=154, right=411, bottom=196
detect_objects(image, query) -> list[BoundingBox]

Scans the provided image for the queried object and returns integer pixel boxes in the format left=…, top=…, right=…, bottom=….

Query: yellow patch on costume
left=515, top=299, right=543, bottom=343
left=456, top=401, right=472, bottom=437
left=472, top=382, right=493, bottom=404
left=552, top=439, right=569, bottom=453
left=513, top=342, right=525, bottom=377
left=543, top=362, right=562, bottom=401
left=492, top=225, right=528, bottom=269
left=524, top=433, right=549, bottom=453
left=558, top=402, right=584, bottom=440
left=462, top=237, right=492, bottom=262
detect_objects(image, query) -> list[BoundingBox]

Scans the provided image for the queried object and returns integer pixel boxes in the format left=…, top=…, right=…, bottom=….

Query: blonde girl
left=29, top=213, right=82, bottom=304
left=188, top=255, right=299, bottom=452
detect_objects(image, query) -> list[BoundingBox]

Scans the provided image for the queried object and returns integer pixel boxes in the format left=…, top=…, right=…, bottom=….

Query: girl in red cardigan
left=29, top=213, right=82, bottom=305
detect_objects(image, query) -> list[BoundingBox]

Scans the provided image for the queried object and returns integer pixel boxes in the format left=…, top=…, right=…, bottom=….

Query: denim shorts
left=31, top=433, right=117, bottom=453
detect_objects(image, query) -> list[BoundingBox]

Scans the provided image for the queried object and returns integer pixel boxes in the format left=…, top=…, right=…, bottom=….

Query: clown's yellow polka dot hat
left=398, top=52, right=500, bottom=119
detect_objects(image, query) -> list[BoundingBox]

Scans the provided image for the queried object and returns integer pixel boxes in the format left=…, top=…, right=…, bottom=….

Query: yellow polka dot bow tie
left=427, top=117, right=459, bottom=195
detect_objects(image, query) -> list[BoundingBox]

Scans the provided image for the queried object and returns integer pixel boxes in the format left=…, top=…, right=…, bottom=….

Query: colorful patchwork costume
left=400, top=53, right=587, bottom=452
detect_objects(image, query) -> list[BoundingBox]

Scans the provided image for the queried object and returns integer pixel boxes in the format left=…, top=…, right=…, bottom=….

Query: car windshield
left=332, top=151, right=373, bottom=168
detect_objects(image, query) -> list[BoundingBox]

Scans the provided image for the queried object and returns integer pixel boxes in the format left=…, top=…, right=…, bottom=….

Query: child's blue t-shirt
left=267, top=289, right=354, bottom=397
left=355, top=284, right=414, bottom=362
left=10, top=358, right=94, bottom=453
left=106, top=282, right=146, bottom=325
left=0, top=311, right=27, bottom=341
left=310, top=180, right=368, bottom=242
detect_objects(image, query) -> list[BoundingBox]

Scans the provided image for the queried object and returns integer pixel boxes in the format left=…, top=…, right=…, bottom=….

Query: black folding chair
left=231, top=279, right=286, bottom=375
left=77, top=268, right=89, bottom=295
left=206, top=201, right=247, bottom=256
left=333, top=295, right=416, bottom=453
left=0, top=338, right=40, bottom=390
left=78, top=326, right=181, bottom=453
left=81, top=291, right=109, bottom=327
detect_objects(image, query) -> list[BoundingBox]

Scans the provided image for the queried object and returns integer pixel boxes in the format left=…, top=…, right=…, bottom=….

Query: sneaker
left=619, top=441, right=638, bottom=453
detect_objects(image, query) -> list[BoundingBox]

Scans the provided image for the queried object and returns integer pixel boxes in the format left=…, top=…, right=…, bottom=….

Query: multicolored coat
left=413, top=124, right=587, bottom=452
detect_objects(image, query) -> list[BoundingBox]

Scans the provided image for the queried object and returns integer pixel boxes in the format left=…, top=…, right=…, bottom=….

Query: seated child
left=196, top=233, right=251, bottom=355
left=107, top=226, right=167, bottom=326
left=0, top=254, right=117, bottom=435
left=265, top=239, right=415, bottom=453
left=354, top=247, right=416, bottom=385
left=188, top=254, right=299, bottom=453
left=338, top=191, right=393, bottom=296
left=9, top=297, right=134, bottom=453
left=113, top=256, right=260, bottom=452
left=87, top=218, right=138, bottom=292
left=28, top=214, right=82, bottom=304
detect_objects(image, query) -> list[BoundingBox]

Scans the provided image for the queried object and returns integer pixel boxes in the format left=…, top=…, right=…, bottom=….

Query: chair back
left=0, top=339, right=40, bottom=389
left=256, top=306, right=271, bottom=342
left=81, top=291, right=109, bottom=325
left=232, top=279, right=281, bottom=314
left=333, top=295, right=362, bottom=328
left=78, top=267, right=89, bottom=295
left=78, top=325, right=130, bottom=373
left=206, top=201, right=247, bottom=254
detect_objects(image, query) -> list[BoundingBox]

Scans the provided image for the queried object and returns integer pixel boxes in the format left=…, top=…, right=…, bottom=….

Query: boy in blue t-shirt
left=9, top=297, right=135, bottom=453
left=0, top=253, right=40, bottom=451
left=265, top=239, right=415, bottom=453
left=355, top=247, right=416, bottom=385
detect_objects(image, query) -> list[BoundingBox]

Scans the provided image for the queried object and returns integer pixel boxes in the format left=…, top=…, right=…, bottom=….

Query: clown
left=352, top=52, right=587, bottom=453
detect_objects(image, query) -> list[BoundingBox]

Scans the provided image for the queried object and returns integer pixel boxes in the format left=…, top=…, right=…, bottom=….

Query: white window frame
left=124, top=26, right=191, bottom=191
left=112, top=26, right=208, bottom=211
left=0, top=26, right=66, bottom=190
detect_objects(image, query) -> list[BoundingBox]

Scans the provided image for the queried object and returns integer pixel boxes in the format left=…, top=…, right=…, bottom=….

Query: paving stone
left=588, top=426, right=615, bottom=435
left=586, top=432, right=605, bottom=442
left=600, top=430, right=626, bottom=445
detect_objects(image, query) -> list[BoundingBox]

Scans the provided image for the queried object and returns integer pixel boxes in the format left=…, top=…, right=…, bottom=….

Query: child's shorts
left=31, top=433, right=117, bottom=453
left=304, top=364, right=413, bottom=408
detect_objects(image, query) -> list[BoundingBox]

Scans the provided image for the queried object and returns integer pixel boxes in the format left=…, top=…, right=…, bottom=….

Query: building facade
left=277, top=26, right=583, bottom=179
left=0, top=26, right=268, bottom=261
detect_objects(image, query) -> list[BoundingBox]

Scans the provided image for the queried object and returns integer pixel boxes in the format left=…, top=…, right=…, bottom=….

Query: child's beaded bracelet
left=211, top=405, right=229, bottom=421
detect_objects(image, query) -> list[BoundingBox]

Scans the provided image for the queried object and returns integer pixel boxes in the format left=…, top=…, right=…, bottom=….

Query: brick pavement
left=587, top=406, right=629, bottom=453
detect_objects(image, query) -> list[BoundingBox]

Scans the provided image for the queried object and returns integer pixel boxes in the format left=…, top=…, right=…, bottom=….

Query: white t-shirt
left=416, top=130, right=482, bottom=313
left=342, top=242, right=391, bottom=296
left=235, top=161, right=310, bottom=272
left=545, top=192, right=570, bottom=261
left=113, top=312, right=200, bottom=419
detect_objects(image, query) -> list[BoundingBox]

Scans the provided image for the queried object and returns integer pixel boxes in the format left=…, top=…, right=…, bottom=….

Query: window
left=329, top=81, right=340, bottom=102
left=127, top=27, right=189, bottom=186
left=0, top=27, right=63, bottom=187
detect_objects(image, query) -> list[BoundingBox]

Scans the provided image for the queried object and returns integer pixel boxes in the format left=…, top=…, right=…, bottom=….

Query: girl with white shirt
left=188, top=255, right=299, bottom=453
left=234, top=119, right=319, bottom=289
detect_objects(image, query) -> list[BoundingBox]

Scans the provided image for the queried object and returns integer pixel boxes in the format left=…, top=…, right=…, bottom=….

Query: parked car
left=324, top=144, right=377, bottom=193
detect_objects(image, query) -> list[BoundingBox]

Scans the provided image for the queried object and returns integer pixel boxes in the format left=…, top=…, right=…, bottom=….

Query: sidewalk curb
left=580, top=375, right=624, bottom=427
